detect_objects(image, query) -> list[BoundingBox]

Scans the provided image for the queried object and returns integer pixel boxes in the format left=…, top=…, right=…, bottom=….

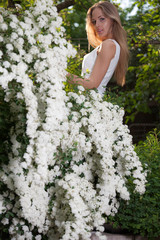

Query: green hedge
left=107, top=129, right=160, bottom=239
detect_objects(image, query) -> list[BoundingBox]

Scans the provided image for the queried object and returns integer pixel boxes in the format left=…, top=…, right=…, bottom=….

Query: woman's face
left=91, top=7, right=113, bottom=41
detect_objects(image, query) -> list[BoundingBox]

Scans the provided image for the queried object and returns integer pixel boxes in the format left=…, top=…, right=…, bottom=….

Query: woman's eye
left=100, top=17, right=105, bottom=22
left=91, top=20, right=96, bottom=25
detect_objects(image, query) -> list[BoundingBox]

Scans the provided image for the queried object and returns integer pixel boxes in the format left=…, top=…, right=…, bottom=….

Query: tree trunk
left=7, top=0, right=16, bottom=8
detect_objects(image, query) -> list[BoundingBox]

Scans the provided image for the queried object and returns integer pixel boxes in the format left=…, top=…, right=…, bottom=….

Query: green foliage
left=60, top=7, right=87, bottom=47
left=0, top=0, right=35, bottom=9
left=103, top=86, right=125, bottom=109
left=0, top=88, right=12, bottom=166
left=58, top=0, right=97, bottom=51
left=66, top=47, right=86, bottom=76
left=0, top=0, right=7, bottom=8
left=107, top=129, right=160, bottom=238
left=122, top=0, right=160, bottom=122
left=0, top=81, right=29, bottom=171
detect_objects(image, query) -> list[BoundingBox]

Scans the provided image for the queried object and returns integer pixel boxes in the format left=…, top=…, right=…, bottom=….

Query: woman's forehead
left=92, top=8, right=104, bottom=19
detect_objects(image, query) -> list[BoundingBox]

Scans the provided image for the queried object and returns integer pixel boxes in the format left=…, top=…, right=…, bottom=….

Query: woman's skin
left=68, top=7, right=116, bottom=89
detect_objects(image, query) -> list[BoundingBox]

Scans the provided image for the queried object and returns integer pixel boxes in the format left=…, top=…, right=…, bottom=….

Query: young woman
left=68, top=1, right=129, bottom=96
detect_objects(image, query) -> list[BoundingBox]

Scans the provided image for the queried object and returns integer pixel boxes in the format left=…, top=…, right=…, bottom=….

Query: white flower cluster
left=0, top=0, right=146, bottom=239
left=48, top=88, right=147, bottom=239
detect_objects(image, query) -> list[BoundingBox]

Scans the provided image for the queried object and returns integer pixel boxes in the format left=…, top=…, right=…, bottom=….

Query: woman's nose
left=95, top=20, right=100, bottom=27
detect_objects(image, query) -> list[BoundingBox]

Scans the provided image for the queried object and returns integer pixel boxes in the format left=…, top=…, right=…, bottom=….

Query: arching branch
left=56, top=0, right=75, bottom=12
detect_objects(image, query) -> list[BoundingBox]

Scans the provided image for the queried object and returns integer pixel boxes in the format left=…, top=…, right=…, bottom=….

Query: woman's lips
left=97, top=29, right=103, bottom=34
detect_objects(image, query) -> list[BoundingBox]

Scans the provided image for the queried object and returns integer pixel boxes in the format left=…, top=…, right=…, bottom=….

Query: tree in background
left=122, top=0, right=160, bottom=123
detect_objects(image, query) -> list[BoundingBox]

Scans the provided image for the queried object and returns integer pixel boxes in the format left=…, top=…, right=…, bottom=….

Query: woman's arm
left=67, top=39, right=116, bottom=89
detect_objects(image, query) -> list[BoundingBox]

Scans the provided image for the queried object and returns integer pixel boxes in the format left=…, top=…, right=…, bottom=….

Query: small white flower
left=6, top=43, right=14, bottom=51
left=78, top=85, right=85, bottom=92
left=1, top=218, right=9, bottom=225
left=24, top=53, right=33, bottom=63
left=22, top=225, right=29, bottom=232
left=0, top=23, right=8, bottom=30
left=29, top=46, right=39, bottom=55
left=10, top=52, right=21, bottom=62
left=16, top=27, right=24, bottom=36
left=0, top=15, right=4, bottom=23
left=0, top=50, right=3, bottom=58
left=21, top=162, right=27, bottom=169
left=0, top=195, right=6, bottom=214
left=35, top=235, right=42, bottom=240
left=3, top=61, right=10, bottom=68
left=10, top=14, right=19, bottom=23
left=10, top=21, right=17, bottom=29
left=17, top=37, right=24, bottom=46
left=11, top=32, right=18, bottom=40
left=67, top=102, right=72, bottom=108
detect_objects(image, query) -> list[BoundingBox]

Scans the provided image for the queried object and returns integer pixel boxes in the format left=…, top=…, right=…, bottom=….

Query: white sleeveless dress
left=81, top=39, right=120, bottom=96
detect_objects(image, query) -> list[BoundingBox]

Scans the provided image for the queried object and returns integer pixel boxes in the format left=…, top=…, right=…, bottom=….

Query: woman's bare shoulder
left=98, top=39, right=116, bottom=58
left=101, top=39, right=116, bottom=50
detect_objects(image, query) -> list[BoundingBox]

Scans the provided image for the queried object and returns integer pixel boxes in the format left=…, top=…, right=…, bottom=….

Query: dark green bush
left=107, top=129, right=160, bottom=238
left=0, top=88, right=12, bottom=166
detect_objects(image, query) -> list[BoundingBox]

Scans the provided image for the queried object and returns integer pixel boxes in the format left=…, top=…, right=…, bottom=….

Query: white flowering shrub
left=0, top=0, right=147, bottom=239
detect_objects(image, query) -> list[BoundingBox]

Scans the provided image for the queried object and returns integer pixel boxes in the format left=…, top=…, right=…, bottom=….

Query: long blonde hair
left=86, top=1, right=129, bottom=86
